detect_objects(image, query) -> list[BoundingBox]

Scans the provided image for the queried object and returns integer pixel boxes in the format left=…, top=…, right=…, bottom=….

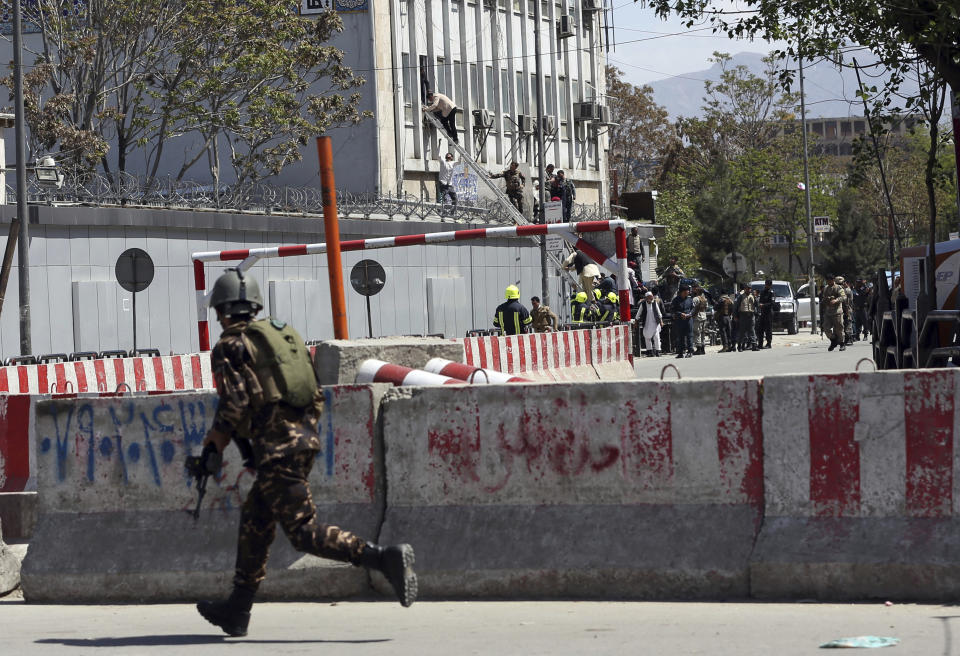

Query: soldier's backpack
left=242, top=318, right=318, bottom=408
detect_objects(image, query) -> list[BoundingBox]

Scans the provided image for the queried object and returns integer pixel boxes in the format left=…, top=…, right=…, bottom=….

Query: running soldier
left=195, top=269, right=417, bottom=637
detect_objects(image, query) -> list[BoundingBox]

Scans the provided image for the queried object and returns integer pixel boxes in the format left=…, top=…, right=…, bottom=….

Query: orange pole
left=317, top=136, right=349, bottom=339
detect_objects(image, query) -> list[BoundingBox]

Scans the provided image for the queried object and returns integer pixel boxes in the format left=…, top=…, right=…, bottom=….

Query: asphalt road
left=633, top=329, right=873, bottom=379
left=2, top=594, right=956, bottom=655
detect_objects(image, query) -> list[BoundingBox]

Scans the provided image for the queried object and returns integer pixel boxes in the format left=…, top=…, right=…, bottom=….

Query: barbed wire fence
left=8, top=170, right=610, bottom=225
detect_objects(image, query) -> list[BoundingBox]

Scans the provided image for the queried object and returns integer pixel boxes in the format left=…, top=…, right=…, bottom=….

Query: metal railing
left=7, top=170, right=610, bottom=226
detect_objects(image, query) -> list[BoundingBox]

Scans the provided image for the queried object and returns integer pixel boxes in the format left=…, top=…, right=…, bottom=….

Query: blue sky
left=605, top=2, right=779, bottom=86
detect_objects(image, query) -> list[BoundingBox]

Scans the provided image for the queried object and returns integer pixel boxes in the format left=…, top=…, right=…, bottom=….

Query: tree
left=4, top=0, right=369, bottom=184
left=819, top=189, right=887, bottom=279
left=639, top=1, right=960, bottom=95
left=605, top=66, right=673, bottom=194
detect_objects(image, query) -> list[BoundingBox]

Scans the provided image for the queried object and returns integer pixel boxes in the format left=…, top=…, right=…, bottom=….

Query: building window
left=854, top=120, right=865, bottom=134
left=544, top=75, right=554, bottom=117
left=402, top=52, right=414, bottom=124
left=485, top=66, right=495, bottom=114
left=841, top=121, right=852, bottom=136
left=516, top=71, right=524, bottom=116
left=471, top=63, right=481, bottom=107
left=501, top=69, right=511, bottom=113
left=454, top=60, right=465, bottom=108
left=436, top=57, right=447, bottom=96
left=529, top=73, right=538, bottom=115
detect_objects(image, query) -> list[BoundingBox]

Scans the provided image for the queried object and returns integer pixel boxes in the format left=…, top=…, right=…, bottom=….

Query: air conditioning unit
left=581, top=0, right=601, bottom=11
left=598, top=104, right=613, bottom=125
left=556, top=14, right=575, bottom=39
left=573, top=101, right=599, bottom=121
left=540, top=115, right=556, bottom=134
left=516, top=114, right=534, bottom=134
left=472, top=108, right=494, bottom=128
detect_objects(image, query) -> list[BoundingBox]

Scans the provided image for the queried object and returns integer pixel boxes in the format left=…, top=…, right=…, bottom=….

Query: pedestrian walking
left=196, top=268, right=417, bottom=638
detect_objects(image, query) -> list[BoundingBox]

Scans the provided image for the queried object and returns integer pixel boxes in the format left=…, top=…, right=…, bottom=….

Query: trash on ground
left=820, top=636, right=900, bottom=648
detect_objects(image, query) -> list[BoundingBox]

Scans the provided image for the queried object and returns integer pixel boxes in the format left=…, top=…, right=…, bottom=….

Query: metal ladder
left=423, top=112, right=577, bottom=284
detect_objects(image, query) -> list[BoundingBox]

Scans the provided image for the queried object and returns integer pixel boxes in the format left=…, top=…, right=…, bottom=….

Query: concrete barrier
left=0, top=520, right=19, bottom=595
left=377, top=378, right=762, bottom=598
left=0, top=396, right=33, bottom=493
left=21, top=385, right=388, bottom=602
left=0, top=355, right=213, bottom=394
left=314, top=337, right=464, bottom=385
left=462, top=327, right=633, bottom=382
left=752, top=369, right=960, bottom=600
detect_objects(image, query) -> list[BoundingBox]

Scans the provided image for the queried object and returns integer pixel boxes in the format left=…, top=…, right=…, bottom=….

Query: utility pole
left=533, top=0, right=548, bottom=306
left=799, top=51, right=817, bottom=335
left=13, top=0, right=30, bottom=355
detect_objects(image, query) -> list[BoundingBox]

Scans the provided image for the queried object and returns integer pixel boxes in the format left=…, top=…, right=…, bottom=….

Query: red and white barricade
left=754, top=369, right=960, bottom=599
left=423, top=358, right=531, bottom=384
left=0, top=354, right=213, bottom=395
left=355, top=359, right=464, bottom=386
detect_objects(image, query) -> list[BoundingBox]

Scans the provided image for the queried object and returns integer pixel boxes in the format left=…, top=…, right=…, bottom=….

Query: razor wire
left=6, top=171, right=611, bottom=225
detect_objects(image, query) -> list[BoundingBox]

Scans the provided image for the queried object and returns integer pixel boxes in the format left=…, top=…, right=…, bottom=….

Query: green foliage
left=2, top=0, right=369, bottom=183
left=654, top=181, right=700, bottom=275
left=819, top=189, right=887, bottom=279
left=605, top=66, right=674, bottom=193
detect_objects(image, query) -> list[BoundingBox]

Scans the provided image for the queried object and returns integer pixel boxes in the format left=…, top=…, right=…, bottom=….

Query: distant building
left=1, top=0, right=613, bottom=208
left=781, top=114, right=922, bottom=157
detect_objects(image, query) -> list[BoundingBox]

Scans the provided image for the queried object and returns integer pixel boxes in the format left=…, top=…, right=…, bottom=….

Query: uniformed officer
left=196, top=269, right=417, bottom=638
left=738, top=284, right=759, bottom=351
left=596, top=291, right=620, bottom=323
left=530, top=296, right=558, bottom=332
left=821, top=273, right=847, bottom=351
left=671, top=284, right=695, bottom=358
left=658, top=256, right=685, bottom=303
left=715, top=291, right=735, bottom=352
left=691, top=283, right=708, bottom=355
left=493, top=285, right=533, bottom=335
left=757, top=278, right=776, bottom=349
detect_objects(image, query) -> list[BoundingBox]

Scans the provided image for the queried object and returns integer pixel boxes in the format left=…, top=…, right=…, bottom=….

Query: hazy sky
left=605, top=2, right=779, bottom=86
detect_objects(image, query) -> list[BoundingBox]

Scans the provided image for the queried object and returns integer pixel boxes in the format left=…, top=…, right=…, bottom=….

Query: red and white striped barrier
left=0, top=354, right=213, bottom=395
left=754, top=369, right=960, bottom=600
left=424, top=358, right=531, bottom=384
left=461, top=325, right=633, bottom=382
left=355, top=359, right=464, bottom=386
left=192, top=219, right=631, bottom=351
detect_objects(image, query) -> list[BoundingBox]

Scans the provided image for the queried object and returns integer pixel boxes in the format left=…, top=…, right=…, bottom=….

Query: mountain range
left=644, top=51, right=921, bottom=120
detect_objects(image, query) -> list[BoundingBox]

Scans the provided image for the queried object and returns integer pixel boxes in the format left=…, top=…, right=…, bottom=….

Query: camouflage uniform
left=491, top=166, right=526, bottom=213
left=531, top=304, right=559, bottom=332
left=211, top=322, right=366, bottom=591
left=821, top=283, right=846, bottom=346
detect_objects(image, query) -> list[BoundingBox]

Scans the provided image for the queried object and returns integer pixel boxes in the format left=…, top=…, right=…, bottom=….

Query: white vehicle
left=795, top=283, right=821, bottom=325
left=749, top=280, right=799, bottom=334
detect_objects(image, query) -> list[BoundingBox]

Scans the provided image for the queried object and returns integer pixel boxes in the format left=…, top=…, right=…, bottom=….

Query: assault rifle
left=184, top=443, right=222, bottom=521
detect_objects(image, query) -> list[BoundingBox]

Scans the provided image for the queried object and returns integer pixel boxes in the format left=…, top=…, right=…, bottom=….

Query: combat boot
left=197, top=585, right=255, bottom=637
left=359, top=543, right=418, bottom=607
left=828, top=339, right=837, bottom=351
left=839, top=343, right=846, bottom=351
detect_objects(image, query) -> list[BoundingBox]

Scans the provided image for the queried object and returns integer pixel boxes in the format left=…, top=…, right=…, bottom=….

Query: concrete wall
left=0, top=204, right=564, bottom=360
left=21, top=385, right=389, bottom=602
left=19, top=368, right=960, bottom=602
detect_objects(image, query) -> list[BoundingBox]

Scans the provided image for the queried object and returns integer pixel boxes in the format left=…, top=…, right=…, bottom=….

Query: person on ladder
left=422, top=91, right=459, bottom=144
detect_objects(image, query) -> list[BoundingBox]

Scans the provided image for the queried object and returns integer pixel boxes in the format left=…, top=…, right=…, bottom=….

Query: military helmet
left=209, top=268, right=263, bottom=317
left=575, top=291, right=588, bottom=303
left=505, top=284, right=520, bottom=300
left=607, top=292, right=619, bottom=303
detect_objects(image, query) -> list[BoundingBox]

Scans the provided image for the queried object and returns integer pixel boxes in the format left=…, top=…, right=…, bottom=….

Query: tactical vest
left=241, top=318, right=318, bottom=408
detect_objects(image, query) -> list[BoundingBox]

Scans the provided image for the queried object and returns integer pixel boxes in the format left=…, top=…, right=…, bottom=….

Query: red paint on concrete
left=0, top=395, right=31, bottom=491
left=716, top=380, right=764, bottom=509
left=808, top=374, right=861, bottom=517
left=904, top=370, right=954, bottom=518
